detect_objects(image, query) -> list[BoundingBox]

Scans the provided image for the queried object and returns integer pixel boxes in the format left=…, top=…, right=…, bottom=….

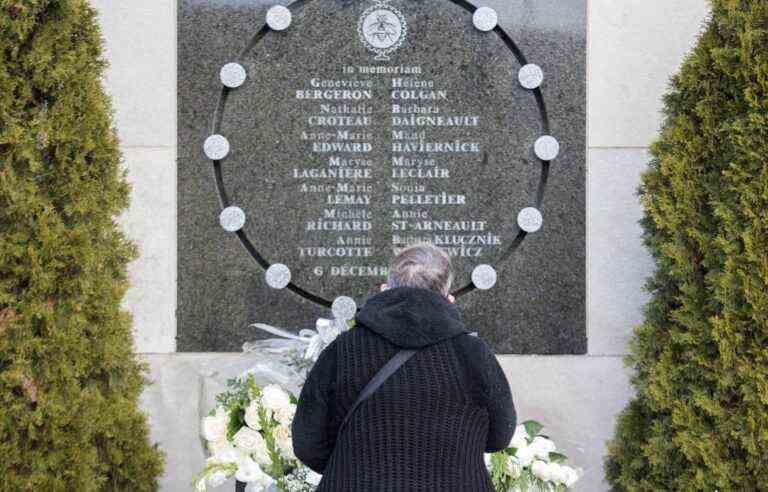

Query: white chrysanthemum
left=510, top=425, right=529, bottom=450
left=261, top=384, right=292, bottom=414
left=515, top=445, right=536, bottom=467
left=529, top=436, right=556, bottom=459
left=273, top=425, right=295, bottom=460
left=201, top=407, right=228, bottom=442
left=244, top=401, right=262, bottom=430
left=207, top=470, right=228, bottom=488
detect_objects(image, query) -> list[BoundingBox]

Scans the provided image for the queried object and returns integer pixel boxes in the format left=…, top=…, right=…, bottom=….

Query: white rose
left=274, top=404, right=296, bottom=427
left=483, top=453, right=492, bottom=469
left=244, top=401, right=262, bottom=431
left=515, top=445, right=536, bottom=467
left=306, top=470, right=322, bottom=486
left=273, top=425, right=295, bottom=460
left=261, top=385, right=292, bottom=414
left=207, top=470, right=228, bottom=488
left=506, top=456, right=523, bottom=479
left=561, top=466, right=580, bottom=487
left=529, top=436, right=556, bottom=459
left=233, top=427, right=267, bottom=454
left=201, top=407, right=229, bottom=442
left=531, top=460, right=550, bottom=481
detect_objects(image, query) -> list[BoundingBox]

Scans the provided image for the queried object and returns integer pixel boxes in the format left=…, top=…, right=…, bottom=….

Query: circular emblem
left=265, top=263, right=292, bottom=289
left=266, top=5, right=292, bottom=31
left=358, top=1, right=407, bottom=60
left=472, top=7, right=498, bottom=32
left=534, top=135, right=560, bottom=161
left=220, top=62, right=247, bottom=89
left=203, top=134, right=230, bottom=161
left=219, top=206, right=246, bottom=232
left=518, top=207, right=543, bottom=233
left=518, top=63, right=544, bottom=90
left=472, top=265, right=498, bottom=291
left=332, top=296, right=358, bottom=321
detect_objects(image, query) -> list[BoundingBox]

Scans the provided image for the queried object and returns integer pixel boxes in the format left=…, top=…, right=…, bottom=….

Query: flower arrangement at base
left=486, top=420, right=581, bottom=491
left=194, top=375, right=322, bottom=492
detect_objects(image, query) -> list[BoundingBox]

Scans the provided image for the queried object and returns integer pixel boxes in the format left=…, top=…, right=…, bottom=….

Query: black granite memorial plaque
left=178, top=0, right=586, bottom=354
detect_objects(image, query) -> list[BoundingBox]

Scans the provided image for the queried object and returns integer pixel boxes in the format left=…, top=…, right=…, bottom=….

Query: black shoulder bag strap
left=337, top=348, right=418, bottom=435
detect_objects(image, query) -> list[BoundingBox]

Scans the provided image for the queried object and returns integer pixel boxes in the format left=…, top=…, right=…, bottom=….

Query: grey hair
left=387, top=243, right=454, bottom=295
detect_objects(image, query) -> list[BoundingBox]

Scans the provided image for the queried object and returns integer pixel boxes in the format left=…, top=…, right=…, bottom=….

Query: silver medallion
left=332, top=296, right=357, bottom=321
left=534, top=135, right=560, bottom=161
left=220, top=62, right=247, bottom=89
left=473, top=7, right=498, bottom=32
left=519, top=64, right=544, bottom=89
left=518, top=207, right=543, bottom=233
left=203, top=134, right=230, bottom=161
left=357, top=1, right=408, bottom=61
left=219, top=206, right=246, bottom=232
left=266, top=5, right=292, bottom=31
left=265, top=263, right=292, bottom=289
left=472, top=264, right=498, bottom=291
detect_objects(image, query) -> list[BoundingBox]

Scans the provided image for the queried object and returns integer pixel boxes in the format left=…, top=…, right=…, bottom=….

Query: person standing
left=292, top=243, right=516, bottom=491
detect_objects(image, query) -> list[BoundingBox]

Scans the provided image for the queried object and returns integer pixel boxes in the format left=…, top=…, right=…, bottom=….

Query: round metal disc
left=519, top=64, right=544, bottom=89
left=518, top=207, right=543, bottom=233
left=219, top=206, right=246, bottom=232
left=265, top=263, right=291, bottom=289
left=203, top=134, right=230, bottom=161
left=534, top=135, right=560, bottom=161
left=266, top=5, right=292, bottom=31
left=473, top=7, right=498, bottom=31
left=472, top=264, right=498, bottom=290
left=220, top=62, right=247, bottom=88
left=332, top=296, right=357, bottom=321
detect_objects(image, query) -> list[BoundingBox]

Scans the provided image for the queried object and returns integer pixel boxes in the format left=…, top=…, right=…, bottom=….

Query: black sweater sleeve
left=476, top=338, right=516, bottom=452
left=291, top=339, right=338, bottom=473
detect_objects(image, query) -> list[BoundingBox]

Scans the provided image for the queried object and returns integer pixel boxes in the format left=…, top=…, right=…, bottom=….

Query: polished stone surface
left=178, top=0, right=586, bottom=353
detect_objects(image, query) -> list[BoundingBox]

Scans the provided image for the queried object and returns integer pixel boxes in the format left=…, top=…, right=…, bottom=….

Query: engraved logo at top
left=358, top=0, right=407, bottom=61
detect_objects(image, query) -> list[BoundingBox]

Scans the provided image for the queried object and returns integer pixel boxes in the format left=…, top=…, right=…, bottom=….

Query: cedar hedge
left=0, top=1, right=164, bottom=490
left=605, top=0, right=768, bottom=490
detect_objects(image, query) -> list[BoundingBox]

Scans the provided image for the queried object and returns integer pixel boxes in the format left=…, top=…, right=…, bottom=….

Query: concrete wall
left=94, top=0, right=710, bottom=490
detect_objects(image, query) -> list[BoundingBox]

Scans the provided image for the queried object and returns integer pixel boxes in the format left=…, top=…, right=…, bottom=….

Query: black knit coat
left=292, top=287, right=516, bottom=491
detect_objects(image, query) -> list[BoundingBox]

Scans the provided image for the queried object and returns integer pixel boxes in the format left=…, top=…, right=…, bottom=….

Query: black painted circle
left=208, top=0, right=550, bottom=308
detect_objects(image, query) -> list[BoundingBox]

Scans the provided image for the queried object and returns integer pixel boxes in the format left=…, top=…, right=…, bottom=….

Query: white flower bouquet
left=486, top=420, right=581, bottom=491
left=194, top=375, right=321, bottom=492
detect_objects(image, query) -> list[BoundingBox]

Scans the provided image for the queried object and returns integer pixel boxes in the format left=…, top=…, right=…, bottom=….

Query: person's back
left=292, top=244, right=516, bottom=491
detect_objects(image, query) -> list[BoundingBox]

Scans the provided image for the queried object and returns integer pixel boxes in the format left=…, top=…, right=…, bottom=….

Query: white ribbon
left=248, top=318, right=349, bottom=361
